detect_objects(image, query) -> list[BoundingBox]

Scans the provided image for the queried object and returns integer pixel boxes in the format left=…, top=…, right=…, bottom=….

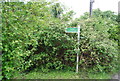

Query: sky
left=24, top=0, right=120, bottom=18
left=58, top=0, right=120, bottom=18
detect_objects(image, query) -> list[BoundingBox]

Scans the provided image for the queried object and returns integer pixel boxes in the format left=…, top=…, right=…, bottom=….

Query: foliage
left=61, top=10, right=75, bottom=21
left=51, top=3, right=64, bottom=18
left=2, top=1, right=76, bottom=79
left=80, top=18, right=118, bottom=72
left=2, top=1, right=51, bottom=79
left=2, top=1, right=119, bottom=80
left=0, top=2, right=2, bottom=81
left=71, top=9, right=119, bottom=72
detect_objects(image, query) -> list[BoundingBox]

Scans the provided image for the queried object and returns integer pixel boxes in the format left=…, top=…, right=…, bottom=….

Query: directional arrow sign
left=65, top=27, right=78, bottom=33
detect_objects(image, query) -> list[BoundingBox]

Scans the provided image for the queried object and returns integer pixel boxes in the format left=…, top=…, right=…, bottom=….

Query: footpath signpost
left=65, top=27, right=78, bottom=33
left=65, top=26, right=80, bottom=73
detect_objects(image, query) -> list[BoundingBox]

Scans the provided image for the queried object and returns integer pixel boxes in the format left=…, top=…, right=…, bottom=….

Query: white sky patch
left=58, top=0, right=119, bottom=18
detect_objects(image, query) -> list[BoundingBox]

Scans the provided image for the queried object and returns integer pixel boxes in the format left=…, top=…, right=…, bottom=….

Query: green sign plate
left=65, top=27, right=78, bottom=33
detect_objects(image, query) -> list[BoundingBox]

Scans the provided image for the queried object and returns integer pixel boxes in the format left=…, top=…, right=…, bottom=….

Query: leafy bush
left=2, top=1, right=76, bottom=79
left=79, top=17, right=118, bottom=72
left=72, top=9, right=119, bottom=72
left=2, top=2, right=54, bottom=79
left=2, top=1, right=119, bottom=80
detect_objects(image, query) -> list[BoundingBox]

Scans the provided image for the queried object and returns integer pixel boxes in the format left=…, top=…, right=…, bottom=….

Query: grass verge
left=13, top=70, right=112, bottom=79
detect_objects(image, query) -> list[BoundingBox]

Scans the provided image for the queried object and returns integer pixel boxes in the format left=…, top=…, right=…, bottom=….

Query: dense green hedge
left=2, top=2, right=119, bottom=79
left=2, top=2, right=77, bottom=79
left=79, top=17, right=118, bottom=72
left=72, top=9, right=119, bottom=72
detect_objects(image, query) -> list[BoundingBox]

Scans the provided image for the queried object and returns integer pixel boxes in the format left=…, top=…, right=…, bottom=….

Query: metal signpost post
left=76, top=26, right=80, bottom=73
left=65, top=26, right=80, bottom=73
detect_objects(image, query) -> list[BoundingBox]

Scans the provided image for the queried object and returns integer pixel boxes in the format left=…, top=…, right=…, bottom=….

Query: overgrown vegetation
left=71, top=9, right=119, bottom=73
left=1, top=1, right=120, bottom=79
